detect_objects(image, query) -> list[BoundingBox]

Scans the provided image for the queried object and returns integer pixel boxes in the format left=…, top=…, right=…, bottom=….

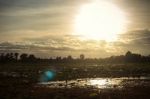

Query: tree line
left=0, top=51, right=150, bottom=63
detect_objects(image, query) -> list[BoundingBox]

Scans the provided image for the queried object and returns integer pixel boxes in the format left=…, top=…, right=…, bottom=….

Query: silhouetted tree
left=80, top=54, right=85, bottom=60
left=0, top=53, right=4, bottom=62
left=0, top=51, right=150, bottom=64
left=56, top=56, right=62, bottom=61
left=20, top=53, right=28, bottom=62
left=125, top=51, right=142, bottom=62
left=28, top=54, right=36, bottom=62
left=10, top=53, right=14, bottom=61
left=67, top=55, right=73, bottom=60
left=14, top=53, right=19, bottom=61
left=126, top=51, right=132, bottom=56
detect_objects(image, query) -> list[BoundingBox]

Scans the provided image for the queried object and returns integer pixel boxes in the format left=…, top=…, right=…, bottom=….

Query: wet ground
left=1, top=73, right=150, bottom=99
left=38, top=77, right=150, bottom=89
left=0, top=68, right=150, bottom=99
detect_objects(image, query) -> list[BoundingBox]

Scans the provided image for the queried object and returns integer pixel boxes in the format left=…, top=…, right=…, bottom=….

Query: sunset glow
left=74, top=0, right=127, bottom=41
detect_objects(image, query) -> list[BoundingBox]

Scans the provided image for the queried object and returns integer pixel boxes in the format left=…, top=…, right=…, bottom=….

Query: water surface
left=38, top=77, right=150, bottom=89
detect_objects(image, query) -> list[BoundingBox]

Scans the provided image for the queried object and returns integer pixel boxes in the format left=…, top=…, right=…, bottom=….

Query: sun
left=74, top=0, right=127, bottom=41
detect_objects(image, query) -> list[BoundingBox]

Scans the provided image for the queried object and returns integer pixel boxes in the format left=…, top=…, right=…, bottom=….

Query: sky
left=0, top=0, right=150, bottom=58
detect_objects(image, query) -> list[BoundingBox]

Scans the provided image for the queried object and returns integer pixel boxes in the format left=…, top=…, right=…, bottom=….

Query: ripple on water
left=37, top=77, right=150, bottom=89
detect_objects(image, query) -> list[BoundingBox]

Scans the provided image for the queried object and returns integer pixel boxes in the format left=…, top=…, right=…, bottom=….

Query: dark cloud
left=0, top=0, right=88, bottom=11
left=0, top=41, right=76, bottom=58
left=115, top=29, right=150, bottom=55
left=0, top=42, right=27, bottom=50
left=0, top=0, right=57, bottom=10
left=120, top=29, right=150, bottom=43
left=0, top=35, right=111, bottom=58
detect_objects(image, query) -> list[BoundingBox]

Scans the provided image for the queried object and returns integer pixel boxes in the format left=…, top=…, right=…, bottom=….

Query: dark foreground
left=1, top=77, right=150, bottom=99
left=0, top=63, right=150, bottom=99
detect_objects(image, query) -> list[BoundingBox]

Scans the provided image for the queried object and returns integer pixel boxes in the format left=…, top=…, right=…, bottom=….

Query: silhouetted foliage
left=80, top=54, right=85, bottom=60
left=125, top=51, right=142, bottom=63
left=14, top=53, right=19, bottom=60
left=28, top=54, right=36, bottom=62
left=67, top=55, right=73, bottom=60
left=0, top=51, right=150, bottom=64
left=20, top=53, right=28, bottom=62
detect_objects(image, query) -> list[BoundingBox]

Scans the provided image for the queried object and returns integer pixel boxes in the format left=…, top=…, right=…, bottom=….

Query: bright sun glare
left=90, top=79, right=107, bottom=86
left=74, top=0, right=127, bottom=41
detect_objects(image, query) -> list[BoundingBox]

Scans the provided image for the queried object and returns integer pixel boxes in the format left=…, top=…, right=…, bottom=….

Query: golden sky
left=0, top=0, right=150, bottom=58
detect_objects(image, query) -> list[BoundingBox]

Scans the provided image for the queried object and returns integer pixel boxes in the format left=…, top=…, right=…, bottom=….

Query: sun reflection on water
left=39, top=78, right=124, bottom=89
left=89, top=78, right=122, bottom=88
left=90, top=79, right=107, bottom=86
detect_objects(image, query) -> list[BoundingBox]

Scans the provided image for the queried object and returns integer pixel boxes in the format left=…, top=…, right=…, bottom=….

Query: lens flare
left=40, top=70, right=56, bottom=82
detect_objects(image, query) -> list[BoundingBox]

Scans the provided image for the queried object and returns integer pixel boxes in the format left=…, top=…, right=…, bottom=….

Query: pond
left=37, top=77, right=150, bottom=89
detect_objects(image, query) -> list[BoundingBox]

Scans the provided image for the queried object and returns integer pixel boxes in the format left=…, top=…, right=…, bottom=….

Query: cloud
left=0, top=0, right=150, bottom=57
left=0, top=35, right=112, bottom=58
left=119, top=29, right=150, bottom=43
left=0, top=0, right=90, bottom=35
left=0, top=29, right=150, bottom=57
left=1, top=29, right=150, bottom=57
left=0, top=0, right=149, bottom=37
left=114, top=0, right=150, bottom=29
left=114, top=29, right=150, bottom=55
left=0, top=0, right=88, bottom=10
